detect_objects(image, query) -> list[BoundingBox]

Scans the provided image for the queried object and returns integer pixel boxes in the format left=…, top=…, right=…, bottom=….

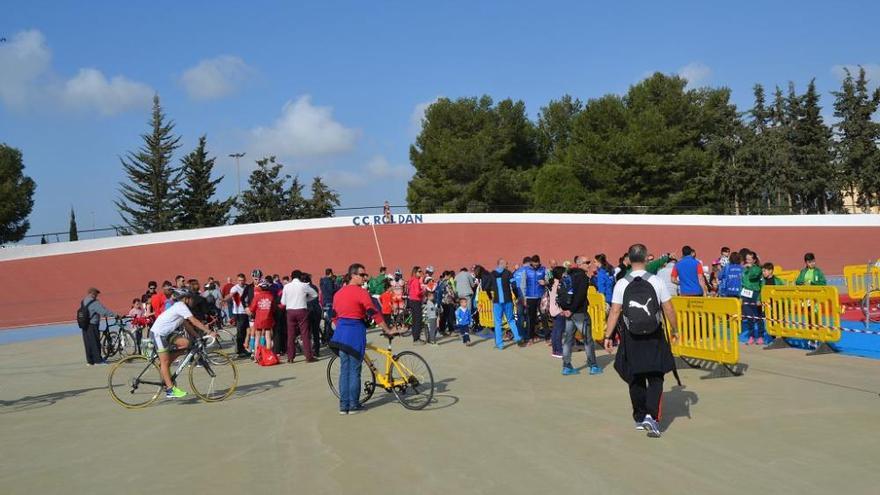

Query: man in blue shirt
left=672, top=246, right=708, bottom=296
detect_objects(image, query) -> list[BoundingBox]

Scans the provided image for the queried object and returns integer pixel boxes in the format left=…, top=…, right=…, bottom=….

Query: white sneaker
left=640, top=415, right=661, bottom=438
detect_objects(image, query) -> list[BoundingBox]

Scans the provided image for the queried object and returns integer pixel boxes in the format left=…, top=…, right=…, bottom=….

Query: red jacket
left=248, top=289, right=275, bottom=330
left=408, top=277, right=423, bottom=302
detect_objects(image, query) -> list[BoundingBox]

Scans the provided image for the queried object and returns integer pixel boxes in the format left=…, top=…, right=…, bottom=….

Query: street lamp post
left=228, top=152, right=246, bottom=196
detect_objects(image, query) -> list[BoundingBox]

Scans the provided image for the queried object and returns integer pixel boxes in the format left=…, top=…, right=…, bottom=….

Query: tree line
left=116, top=95, right=341, bottom=234
left=408, top=68, right=880, bottom=214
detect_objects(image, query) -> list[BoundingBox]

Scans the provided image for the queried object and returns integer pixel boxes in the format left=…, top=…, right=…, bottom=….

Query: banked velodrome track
left=1, top=213, right=878, bottom=329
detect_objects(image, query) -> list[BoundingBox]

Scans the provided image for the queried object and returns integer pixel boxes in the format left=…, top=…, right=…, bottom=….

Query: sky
left=2, top=0, right=878, bottom=239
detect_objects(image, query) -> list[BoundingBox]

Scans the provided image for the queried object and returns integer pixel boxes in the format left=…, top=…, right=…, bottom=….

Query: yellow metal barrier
left=475, top=289, right=514, bottom=329
left=666, top=296, right=740, bottom=366
left=587, top=286, right=606, bottom=342
left=843, top=264, right=880, bottom=300
left=761, top=285, right=841, bottom=343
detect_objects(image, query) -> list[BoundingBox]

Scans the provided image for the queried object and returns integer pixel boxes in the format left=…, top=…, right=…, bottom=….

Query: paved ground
left=2, top=330, right=879, bottom=495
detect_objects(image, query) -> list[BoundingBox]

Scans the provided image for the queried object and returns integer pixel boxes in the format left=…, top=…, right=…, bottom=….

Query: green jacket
left=761, top=276, right=784, bottom=287
left=367, top=275, right=386, bottom=296
left=742, top=265, right=763, bottom=292
left=626, top=255, right=671, bottom=276
left=795, top=267, right=827, bottom=286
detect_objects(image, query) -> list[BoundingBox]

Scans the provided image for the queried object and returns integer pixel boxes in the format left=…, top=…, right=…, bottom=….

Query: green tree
left=531, top=163, right=586, bottom=212
left=408, top=95, right=540, bottom=213
left=0, top=143, right=36, bottom=244
left=788, top=80, right=839, bottom=213
left=235, top=156, right=289, bottom=224
left=833, top=66, right=880, bottom=210
left=178, top=135, right=234, bottom=229
left=115, top=94, right=182, bottom=233
left=69, top=207, right=78, bottom=241
left=537, top=95, right=583, bottom=164
left=285, top=175, right=307, bottom=219
left=303, top=176, right=340, bottom=218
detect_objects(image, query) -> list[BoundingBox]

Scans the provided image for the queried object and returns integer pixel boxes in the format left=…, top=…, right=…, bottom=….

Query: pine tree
left=833, top=66, right=880, bottom=210
left=69, top=207, right=78, bottom=241
left=235, top=156, right=289, bottom=224
left=178, top=135, right=234, bottom=229
left=115, top=94, right=182, bottom=233
left=285, top=175, right=307, bottom=219
left=0, top=143, right=36, bottom=244
left=303, top=176, right=340, bottom=218
left=789, top=80, right=838, bottom=213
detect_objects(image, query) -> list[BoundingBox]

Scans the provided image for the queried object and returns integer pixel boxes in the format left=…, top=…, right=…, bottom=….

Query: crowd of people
left=78, top=242, right=829, bottom=434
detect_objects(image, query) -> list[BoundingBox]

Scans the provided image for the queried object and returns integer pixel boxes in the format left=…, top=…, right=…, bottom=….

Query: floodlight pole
left=228, top=152, right=246, bottom=196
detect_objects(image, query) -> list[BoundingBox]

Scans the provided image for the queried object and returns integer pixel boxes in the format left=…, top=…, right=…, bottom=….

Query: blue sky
left=2, top=0, right=878, bottom=238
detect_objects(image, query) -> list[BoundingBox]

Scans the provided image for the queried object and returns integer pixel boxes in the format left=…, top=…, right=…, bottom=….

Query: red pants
left=286, top=309, right=313, bottom=361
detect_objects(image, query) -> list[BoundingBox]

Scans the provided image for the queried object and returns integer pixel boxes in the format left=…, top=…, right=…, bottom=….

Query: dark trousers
left=82, top=324, right=102, bottom=364
left=409, top=300, right=423, bottom=341
left=308, top=309, right=321, bottom=356
left=286, top=309, right=313, bottom=361
left=526, top=298, right=540, bottom=339
left=439, top=303, right=455, bottom=334
left=629, top=372, right=665, bottom=423
left=235, top=314, right=250, bottom=354
left=551, top=314, right=565, bottom=355
left=274, top=308, right=287, bottom=355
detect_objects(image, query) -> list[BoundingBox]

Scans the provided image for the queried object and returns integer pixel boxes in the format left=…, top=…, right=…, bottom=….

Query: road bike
left=99, top=317, right=137, bottom=361
left=326, top=331, right=434, bottom=410
left=107, top=335, right=238, bottom=409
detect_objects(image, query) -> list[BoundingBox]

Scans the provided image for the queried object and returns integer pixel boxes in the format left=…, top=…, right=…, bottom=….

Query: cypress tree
left=178, top=135, right=234, bottom=229
left=789, top=80, right=838, bottom=213
left=285, top=175, right=307, bottom=219
left=115, top=94, right=182, bottom=234
left=69, top=207, right=79, bottom=241
left=303, top=176, right=340, bottom=218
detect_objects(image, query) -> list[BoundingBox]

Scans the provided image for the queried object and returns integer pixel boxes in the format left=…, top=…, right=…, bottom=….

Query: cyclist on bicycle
left=152, top=288, right=217, bottom=399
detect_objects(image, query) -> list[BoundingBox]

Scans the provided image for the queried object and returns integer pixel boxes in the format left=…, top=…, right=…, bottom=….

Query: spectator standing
left=305, top=273, right=323, bottom=356
left=522, top=255, right=548, bottom=343
left=454, top=267, right=476, bottom=312
left=741, top=252, right=765, bottom=345
left=718, top=247, right=731, bottom=268
left=795, top=253, right=827, bottom=286
left=672, top=246, right=708, bottom=296
left=424, top=291, right=439, bottom=345
left=593, top=254, right=616, bottom=304
left=548, top=266, right=567, bottom=358
left=220, top=277, right=234, bottom=321
left=484, top=259, right=523, bottom=350
left=280, top=270, right=319, bottom=363
left=79, top=288, right=120, bottom=365
left=560, top=256, right=600, bottom=375
left=603, top=243, right=678, bottom=438
left=329, top=263, right=390, bottom=414
left=718, top=252, right=744, bottom=298
left=224, top=274, right=250, bottom=358
left=407, top=267, right=425, bottom=344
left=455, top=297, right=472, bottom=345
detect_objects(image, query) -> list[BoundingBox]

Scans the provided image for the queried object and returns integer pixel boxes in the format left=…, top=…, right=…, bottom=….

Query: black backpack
left=621, top=274, right=663, bottom=335
left=555, top=276, right=573, bottom=310
left=76, top=299, right=96, bottom=330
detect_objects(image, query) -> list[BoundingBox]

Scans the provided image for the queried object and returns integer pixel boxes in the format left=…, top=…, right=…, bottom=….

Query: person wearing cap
left=80, top=288, right=122, bottom=365
left=248, top=278, right=277, bottom=354
left=151, top=288, right=217, bottom=399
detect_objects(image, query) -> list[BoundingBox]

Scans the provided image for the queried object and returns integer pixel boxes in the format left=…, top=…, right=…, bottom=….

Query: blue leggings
left=493, top=302, right=522, bottom=347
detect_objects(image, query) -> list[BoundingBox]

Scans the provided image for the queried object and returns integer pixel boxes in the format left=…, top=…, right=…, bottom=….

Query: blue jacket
left=592, top=267, right=615, bottom=303
left=676, top=255, right=704, bottom=296
left=512, top=266, right=526, bottom=299
left=330, top=318, right=367, bottom=359
left=455, top=307, right=472, bottom=327
left=522, top=265, right=547, bottom=299
left=319, top=276, right=337, bottom=307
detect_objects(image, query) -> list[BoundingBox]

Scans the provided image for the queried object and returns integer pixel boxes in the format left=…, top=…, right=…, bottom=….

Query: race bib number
left=740, top=288, right=754, bottom=299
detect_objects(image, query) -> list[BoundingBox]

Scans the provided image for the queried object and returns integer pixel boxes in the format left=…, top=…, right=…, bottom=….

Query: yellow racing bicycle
left=327, top=331, right=434, bottom=410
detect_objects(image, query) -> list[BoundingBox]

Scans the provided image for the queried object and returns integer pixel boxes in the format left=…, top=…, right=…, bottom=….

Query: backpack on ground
left=76, top=299, right=96, bottom=330
left=621, top=274, right=663, bottom=335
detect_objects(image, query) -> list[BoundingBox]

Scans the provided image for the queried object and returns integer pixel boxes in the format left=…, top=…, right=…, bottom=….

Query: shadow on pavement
left=0, top=386, right=106, bottom=414
left=660, top=385, right=699, bottom=432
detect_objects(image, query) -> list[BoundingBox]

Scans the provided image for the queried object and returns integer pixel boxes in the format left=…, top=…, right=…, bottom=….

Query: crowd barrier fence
left=843, top=264, right=880, bottom=300
left=762, top=285, right=841, bottom=354
left=666, top=296, right=741, bottom=373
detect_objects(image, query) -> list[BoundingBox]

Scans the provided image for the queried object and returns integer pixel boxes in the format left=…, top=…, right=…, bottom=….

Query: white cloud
left=249, top=95, right=359, bottom=158
left=410, top=96, right=442, bottom=135
left=831, top=64, right=880, bottom=87
left=181, top=55, right=253, bottom=100
left=365, top=155, right=412, bottom=179
left=678, top=62, right=712, bottom=88
left=0, top=29, right=154, bottom=115
left=322, top=169, right=362, bottom=188
left=0, top=30, right=52, bottom=107
left=59, top=68, right=153, bottom=115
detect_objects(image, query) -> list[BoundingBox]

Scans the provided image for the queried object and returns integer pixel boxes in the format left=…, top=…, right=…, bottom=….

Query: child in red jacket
left=248, top=280, right=276, bottom=353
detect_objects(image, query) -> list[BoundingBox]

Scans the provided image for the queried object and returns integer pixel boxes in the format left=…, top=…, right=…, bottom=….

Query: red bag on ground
left=255, top=345, right=279, bottom=366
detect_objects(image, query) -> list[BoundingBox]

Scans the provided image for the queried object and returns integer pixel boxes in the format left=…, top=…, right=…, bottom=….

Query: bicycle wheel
left=100, top=331, right=119, bottom=360
left=120, top=330, right=138, bottom=356
left=214, top=328, right=237, bottom=352
left=390, top=351, right=434, bottom=410
left=189, top=351, right=238, bottom=402
left=326, top=353, right=376, bottom=405
left=107, top=355, right=163, bottom=408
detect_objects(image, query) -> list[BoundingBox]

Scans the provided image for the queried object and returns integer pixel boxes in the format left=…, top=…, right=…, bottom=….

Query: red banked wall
left=1, top=217, right=877, bottom=329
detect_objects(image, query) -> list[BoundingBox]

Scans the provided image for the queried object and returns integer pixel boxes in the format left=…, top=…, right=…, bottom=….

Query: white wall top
left=2, top=213, right=877, bottom=262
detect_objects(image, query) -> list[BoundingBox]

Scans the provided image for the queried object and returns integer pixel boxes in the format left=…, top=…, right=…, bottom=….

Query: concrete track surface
left=2, top=331, right=879, bottom=495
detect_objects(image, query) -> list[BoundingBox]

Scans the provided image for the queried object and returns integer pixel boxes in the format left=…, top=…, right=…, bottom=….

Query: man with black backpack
left=77, top=287, right=121, bottom=366
left=603, top=244, right=678, bottom=438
